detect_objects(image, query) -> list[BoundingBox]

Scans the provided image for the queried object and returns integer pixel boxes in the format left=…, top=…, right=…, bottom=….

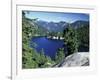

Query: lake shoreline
left=32, top=36, right=64, bottom=40
left=31, top=36, right=64, bottom=59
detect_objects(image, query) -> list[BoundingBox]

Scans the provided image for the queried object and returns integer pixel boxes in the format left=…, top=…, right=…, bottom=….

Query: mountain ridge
left=32, top=20, right=89, bottom=32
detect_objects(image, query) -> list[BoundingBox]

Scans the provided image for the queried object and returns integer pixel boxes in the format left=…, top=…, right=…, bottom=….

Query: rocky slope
left=55, top=52, right=89, bottom=67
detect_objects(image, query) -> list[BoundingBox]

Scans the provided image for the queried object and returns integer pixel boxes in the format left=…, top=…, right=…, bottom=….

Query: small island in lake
left=22, top=11, right=89, bottom=69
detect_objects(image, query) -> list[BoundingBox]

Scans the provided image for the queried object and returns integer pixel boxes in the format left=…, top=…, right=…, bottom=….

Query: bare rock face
left=56, top=52, right=89, bottom=67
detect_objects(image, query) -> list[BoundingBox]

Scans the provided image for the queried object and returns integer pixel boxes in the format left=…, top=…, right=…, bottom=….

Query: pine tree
left=55, top=48, right=65, bottom=64
left=63, top=23, right=79, bottom=56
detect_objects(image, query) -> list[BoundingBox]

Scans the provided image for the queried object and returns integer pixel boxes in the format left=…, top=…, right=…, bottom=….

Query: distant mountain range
left=34, top=20, right=89, bottom=32
left=71, top=21, right=89, bottom=29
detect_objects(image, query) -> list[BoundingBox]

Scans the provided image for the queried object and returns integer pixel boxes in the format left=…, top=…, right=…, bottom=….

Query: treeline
left=60, top=23, right=89, bottom=56
left=77, top=25, right=89, bottom=52
left=54, top=23, right=89, bottom=65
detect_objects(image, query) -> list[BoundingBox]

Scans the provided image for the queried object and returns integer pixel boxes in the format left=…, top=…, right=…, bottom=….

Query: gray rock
left=55, top=52, right=89, bottom=67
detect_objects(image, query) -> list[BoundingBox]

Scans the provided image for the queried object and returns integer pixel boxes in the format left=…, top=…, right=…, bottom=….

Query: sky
left=24, top=11, right=89, bottom=23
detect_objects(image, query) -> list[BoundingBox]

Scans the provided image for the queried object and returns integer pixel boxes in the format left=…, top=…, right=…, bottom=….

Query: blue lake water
left=31, top=37, right=64, bottom=59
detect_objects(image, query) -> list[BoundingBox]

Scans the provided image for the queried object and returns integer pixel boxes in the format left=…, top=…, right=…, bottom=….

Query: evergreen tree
left=55, top=48, right=65, bottom=64
left=77, top=25, right=89, bottom=52
left=63, top=24, right=79, bottom=56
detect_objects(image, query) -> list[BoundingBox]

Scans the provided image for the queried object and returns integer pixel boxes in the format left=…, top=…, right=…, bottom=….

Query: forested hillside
left=22, top=12, right=55, bottom=68
left=77, top=24, right=89, bottom=52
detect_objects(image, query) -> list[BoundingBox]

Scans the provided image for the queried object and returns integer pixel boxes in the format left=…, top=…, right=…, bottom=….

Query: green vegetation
left=22, top=11, right=89, bottom=68
left=63, top=24, right=79, bottom=56
left=55, top=48, right=65, bottom=64
left=77, top=25, right=89, bottom=51
left=22, top=11, right=55, bottom=68
left=46, top=31, right=63, bottom=39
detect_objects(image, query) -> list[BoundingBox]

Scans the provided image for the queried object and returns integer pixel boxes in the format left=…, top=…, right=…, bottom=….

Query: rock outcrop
left=55, top=52, right=89, bottom=67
